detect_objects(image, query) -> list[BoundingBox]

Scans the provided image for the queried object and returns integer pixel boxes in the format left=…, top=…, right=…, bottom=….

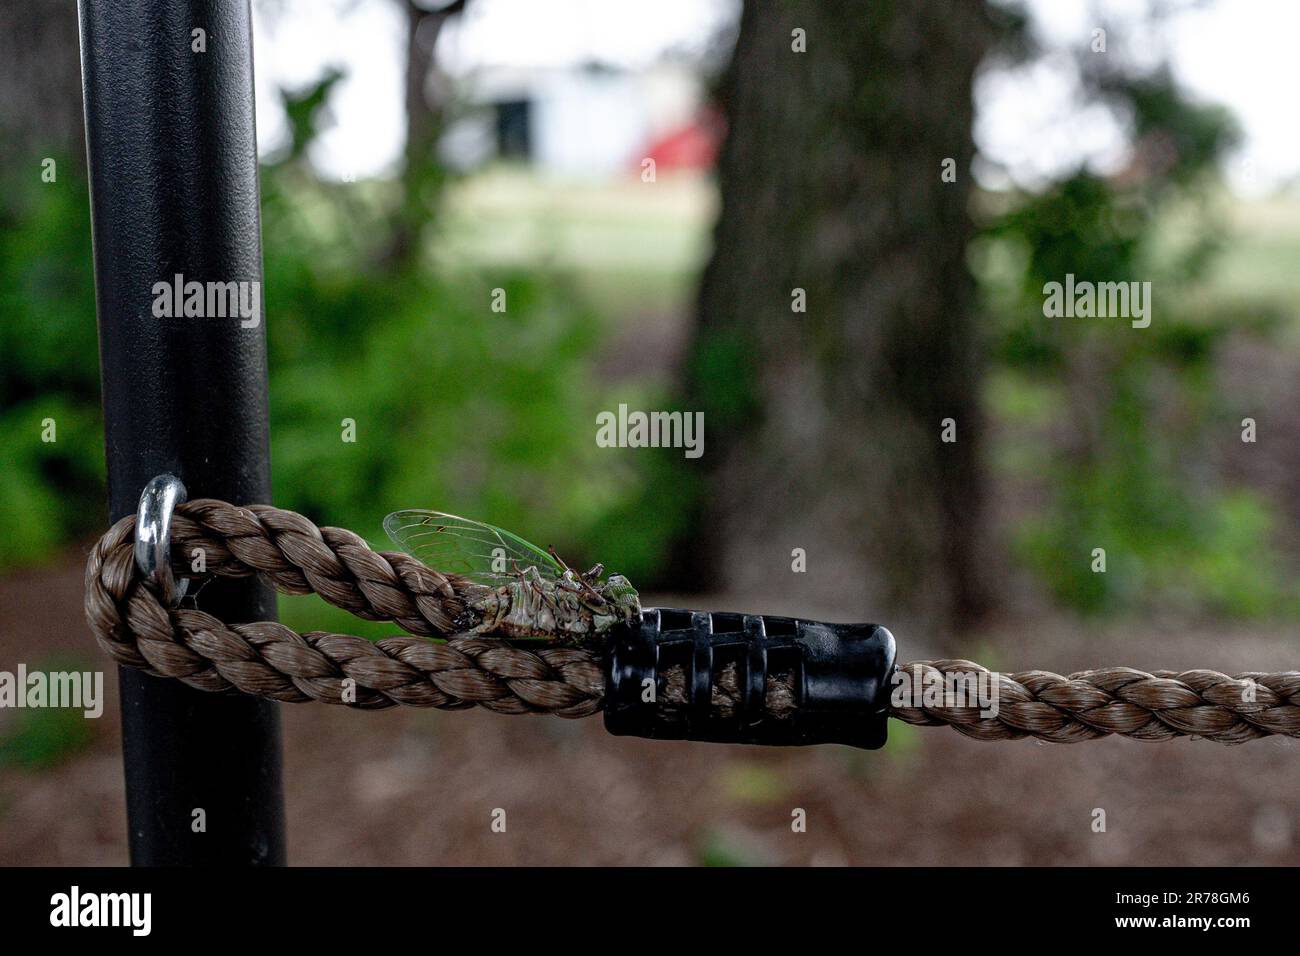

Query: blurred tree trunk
left=679, top=0, right=1001, bottom=638
left=384, top=0, right=467, bottom=269
left=0, top=1, right=85, bottom=169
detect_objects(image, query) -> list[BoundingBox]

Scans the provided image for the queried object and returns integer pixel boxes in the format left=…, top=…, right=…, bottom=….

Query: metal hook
left=134, top=474, right=189, bottom=607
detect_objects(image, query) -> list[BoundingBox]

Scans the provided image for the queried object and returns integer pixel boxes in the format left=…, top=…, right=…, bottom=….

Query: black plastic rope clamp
left=604, top=608, right=897, bottom=750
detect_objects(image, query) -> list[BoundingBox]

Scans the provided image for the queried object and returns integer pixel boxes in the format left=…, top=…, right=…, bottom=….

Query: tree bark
left=0, top=0, right=85, bottom=168
left=680, top=0, right=999, bottom=637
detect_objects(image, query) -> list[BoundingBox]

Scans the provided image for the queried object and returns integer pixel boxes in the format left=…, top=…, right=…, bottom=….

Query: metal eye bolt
left=133, top=473, right=189, bottom=607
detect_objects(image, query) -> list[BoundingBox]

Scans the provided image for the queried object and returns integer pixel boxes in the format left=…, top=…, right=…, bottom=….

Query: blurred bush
left=0, top=141, right=685, bottom=595
left=257, top=151, right=685, bottom=596
left=0, top=655, right=98, bottom=770
left=975, top=69, right=1295, bottom=617
left=1, top=61, right=1294, bottom=625
left=0, top=161, right=103, bottom=566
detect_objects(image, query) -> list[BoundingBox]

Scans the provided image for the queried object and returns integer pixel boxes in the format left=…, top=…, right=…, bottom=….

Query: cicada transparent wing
left=383, top=510, right=564, bottom=587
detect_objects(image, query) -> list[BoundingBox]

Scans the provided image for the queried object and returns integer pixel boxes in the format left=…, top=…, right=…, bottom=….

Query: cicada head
left=600, top=574, right=642, bottom=626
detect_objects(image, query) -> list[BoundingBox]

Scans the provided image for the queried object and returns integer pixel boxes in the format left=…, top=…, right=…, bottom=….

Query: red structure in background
left=637, top=109, right=724, bottom=173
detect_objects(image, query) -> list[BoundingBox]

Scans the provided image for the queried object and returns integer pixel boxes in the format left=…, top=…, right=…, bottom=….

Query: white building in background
left=442, top=61, right=710, bottom=178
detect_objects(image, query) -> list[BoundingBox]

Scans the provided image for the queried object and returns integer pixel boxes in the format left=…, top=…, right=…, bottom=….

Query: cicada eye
left=604, top=574, right=639, bottom=603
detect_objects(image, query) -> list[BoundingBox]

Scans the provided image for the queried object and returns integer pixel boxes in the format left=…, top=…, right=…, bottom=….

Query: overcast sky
left=252, top=0, right=1300, bottom=194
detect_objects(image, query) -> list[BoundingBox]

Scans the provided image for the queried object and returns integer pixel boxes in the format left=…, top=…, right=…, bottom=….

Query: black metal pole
left=78, top=0, right=286, bottom=865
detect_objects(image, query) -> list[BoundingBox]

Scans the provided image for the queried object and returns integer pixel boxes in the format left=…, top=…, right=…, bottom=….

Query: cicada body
left=384, top=510, right=641, bottom=643
left=466, top=566, right=639, bottom=640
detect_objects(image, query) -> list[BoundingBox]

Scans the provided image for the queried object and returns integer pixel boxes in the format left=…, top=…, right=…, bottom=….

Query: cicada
left=384, top=510, right=641, bottom=643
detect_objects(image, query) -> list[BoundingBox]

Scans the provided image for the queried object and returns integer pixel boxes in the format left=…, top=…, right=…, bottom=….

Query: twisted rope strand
left=890, top=660, right=1300, bottom=744
left=167, top=499, right=468, bottom=636
left=85, top=508, right=602, bottom=716
left=84, top=502, right=1300, bottom=741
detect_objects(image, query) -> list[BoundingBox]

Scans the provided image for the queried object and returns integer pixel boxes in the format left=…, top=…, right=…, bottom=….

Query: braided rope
left=83, top=500, right=1300, bottom=741
left=85, top=504, right=602, bottom=716
left=890, top=660, right=1300, bottom=745
left=161, top=498, right=468, bottom=636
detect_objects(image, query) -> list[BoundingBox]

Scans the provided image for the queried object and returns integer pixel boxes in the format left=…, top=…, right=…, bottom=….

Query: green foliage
left=258, top=177, right=678, bottom=600
left=0, top=657, right=98, bottom=770
left=3, top=60, right=1292, bottom=628
left=717, top=761, right=789, bottom=804
left=979, top=66, right=1292, bottom=617
left=689, top=327, right=760, bottom=428
left=0, top=160, right=104, bottom=566
left=1015, top=466, right=1290, bottom=617
left=0, top=148, right=680, bottom=603
left=0, top=705, right=96, bottom=770
left=694, top=827, right=771, bottom=867
left=242, top=73, right=678, bottom=598
left=265, top=260, right=639, bottom=566
left=0, top=398, right=104, bottom=566
left=277, top=593, right=405, bottom=642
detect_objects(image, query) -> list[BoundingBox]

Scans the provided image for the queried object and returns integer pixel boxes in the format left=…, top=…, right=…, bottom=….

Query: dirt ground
left=0, top=554, right=1296, bottom=866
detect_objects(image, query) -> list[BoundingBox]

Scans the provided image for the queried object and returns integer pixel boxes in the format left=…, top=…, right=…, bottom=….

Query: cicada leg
left=548, top=546, right=606, bottom=604
left=518, top=565, right=547, bottom=601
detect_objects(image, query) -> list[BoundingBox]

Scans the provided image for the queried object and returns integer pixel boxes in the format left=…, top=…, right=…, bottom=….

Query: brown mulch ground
left=0, top=555, right=1295, bottom=866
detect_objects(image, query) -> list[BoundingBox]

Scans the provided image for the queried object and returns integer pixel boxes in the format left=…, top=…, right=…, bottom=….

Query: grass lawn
left=434, top=165, right=716, bottom=324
